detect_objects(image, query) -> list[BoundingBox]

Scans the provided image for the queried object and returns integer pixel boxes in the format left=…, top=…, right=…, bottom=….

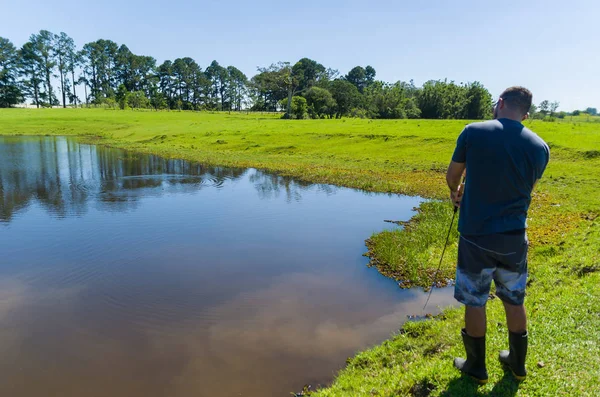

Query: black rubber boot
left=499, top=331, right=528, bottom=380
left=453, top=328, right=488, bottom=384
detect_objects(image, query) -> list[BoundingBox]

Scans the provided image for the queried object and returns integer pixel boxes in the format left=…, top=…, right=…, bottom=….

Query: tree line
left=529, top=101, right=598, bottom=120
left=0, top=30, right=590, bottom=120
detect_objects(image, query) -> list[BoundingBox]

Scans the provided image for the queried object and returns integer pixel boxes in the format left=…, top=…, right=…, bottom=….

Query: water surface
left=0, top=136, right=453, bottom=397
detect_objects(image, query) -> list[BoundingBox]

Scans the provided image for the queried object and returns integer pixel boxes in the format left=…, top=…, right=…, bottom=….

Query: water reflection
left=0, top=136, right=455, bottom=397
left=0, top=136, right=331, bottom=221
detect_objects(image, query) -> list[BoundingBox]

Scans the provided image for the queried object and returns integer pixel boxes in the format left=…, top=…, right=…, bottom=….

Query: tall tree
left=364, top=65, right=376, bottom=85
left=226, top=66, right=248, bottom=111
left=345, top=65, right=376, bottom=93
left=18, top=42, right=43, bottom=107
left=550, top=101, right=560, bottom=117
left=282, top=58, right=328, bottom=117
left=172, top=57, right=202, bottom=109
left=66, top=43, right=81, bottom=106
left=364, top=81, right=421, bottom=119
left=149, top=84, right=167, bottom=110
left=172, top=58, right=188, bottom=107
left=269, top=62, right=295, bottom=115
left=30, top=30, right=57, bottom=106
left=417, top=80, right=468, bottom=119
left=115, top=44, right=135, bottom=91
left=328, top=79, right=361, bottom=118
left=345, top=66, right=365, bottom=92
left=0, top=30, right=513, bottom=119
left=539, top=100, right=550, bottom=116
left=292, top=58, right=327, bottom=93
left=191, top=63, right=209, bottom=109
left=81, top=39, right=118, bottom=103
left=134, top=55, right=156, bottom=95
left=157, top=60, right=175, bottom=107
left=249, top=64, right=288, bottom=111
left=205, top=60, right=228, bottom=110
left=463, top=82, right=492, bottom=119
left=0, top=37, right=23, bottom=107
left=81, top=42, right=100, bottom=102
left=115, top=45, right=156, bottom=95
left=250, top=59, right=327, bottom=117
left=53, top=32, right=76, bottom=107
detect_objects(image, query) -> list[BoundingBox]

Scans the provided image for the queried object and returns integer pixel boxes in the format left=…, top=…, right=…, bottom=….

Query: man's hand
left=450, top=183, right=464, bottom=209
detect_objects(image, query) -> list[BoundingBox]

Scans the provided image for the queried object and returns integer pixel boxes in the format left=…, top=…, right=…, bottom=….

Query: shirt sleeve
left=451, top=127, right=468, bottom=163
left=536, top=144, right=550, bottom=180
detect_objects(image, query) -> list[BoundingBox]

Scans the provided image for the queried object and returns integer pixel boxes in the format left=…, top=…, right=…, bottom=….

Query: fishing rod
left=422, top=204, right=458, bottom=312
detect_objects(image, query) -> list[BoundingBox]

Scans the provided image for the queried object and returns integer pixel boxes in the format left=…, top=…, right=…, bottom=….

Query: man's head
left=493, top=86, right=532, bottom=121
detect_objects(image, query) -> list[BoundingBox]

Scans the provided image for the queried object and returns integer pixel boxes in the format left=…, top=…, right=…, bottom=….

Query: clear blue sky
left=1, top=0, right=598, bottom=111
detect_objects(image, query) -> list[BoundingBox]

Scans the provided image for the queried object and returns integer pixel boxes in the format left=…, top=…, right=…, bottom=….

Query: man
left=446, top=86, right=550, bottom=384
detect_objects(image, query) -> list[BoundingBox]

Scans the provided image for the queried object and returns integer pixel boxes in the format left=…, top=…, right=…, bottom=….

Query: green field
left=1, top=108, right=599, bottom=396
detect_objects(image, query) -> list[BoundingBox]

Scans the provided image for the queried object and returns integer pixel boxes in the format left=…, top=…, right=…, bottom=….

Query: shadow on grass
left=439, top=369, right=520, bottom=397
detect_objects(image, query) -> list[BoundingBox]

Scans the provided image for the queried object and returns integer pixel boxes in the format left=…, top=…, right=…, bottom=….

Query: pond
left=0, top=136, right=453, bottom=397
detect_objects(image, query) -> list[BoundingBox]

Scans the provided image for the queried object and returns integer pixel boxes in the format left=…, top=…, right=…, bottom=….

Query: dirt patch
left=400, top=325, right=428, bottom=338
left=409, top=379, right=436, bottom=397
left=582, top=150, right=600, bottom=159
left=360, top=134, right=394, bottom=140
left=577, top=265, right=599, bottom=277
left=423, top=342, right=448, bottom=357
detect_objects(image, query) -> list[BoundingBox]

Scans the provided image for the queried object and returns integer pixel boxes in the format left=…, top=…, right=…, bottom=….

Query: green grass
left=365, top=202, right=460, bottom=289
left=556, top=114, right=600, bottom=124
left=315, top=219, right=600, bottom=397
left=1, top=108, right=599, bottom=396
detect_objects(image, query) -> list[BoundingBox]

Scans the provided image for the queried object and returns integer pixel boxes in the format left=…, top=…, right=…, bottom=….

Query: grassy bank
left=1, top=108, right=598, bottom=396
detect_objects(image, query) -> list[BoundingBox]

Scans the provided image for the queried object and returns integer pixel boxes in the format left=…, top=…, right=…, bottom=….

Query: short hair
left=500, top=86, right=533, bottom=116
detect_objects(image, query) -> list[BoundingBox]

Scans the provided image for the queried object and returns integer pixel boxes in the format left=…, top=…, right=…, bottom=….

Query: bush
left=291, top=96, right=307, bottom=119
left=305, top=87, right=336, bottom=119
left=103, top=98, right=118, bottom=109
left=126, top=91, right=150, bottom=110
left=349, top=107, right=368, bottom=119
left=279, top=96, right=308, bottom=119
left=531, top=112, right=545, bottom=120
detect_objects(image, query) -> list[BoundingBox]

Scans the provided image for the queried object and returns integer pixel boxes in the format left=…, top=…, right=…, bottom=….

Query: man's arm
left=447, top=161, right=466, bottom=193
left=447, top=161, right=466, bottom=208
left=448, top=127, right=468, bottom=207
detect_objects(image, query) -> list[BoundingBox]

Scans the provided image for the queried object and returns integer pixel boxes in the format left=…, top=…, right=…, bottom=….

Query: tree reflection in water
left=0, top=136, right=337, bottom=223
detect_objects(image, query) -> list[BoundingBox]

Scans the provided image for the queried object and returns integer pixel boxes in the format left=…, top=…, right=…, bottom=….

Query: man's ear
left=522, top=113, right=529, bottom=121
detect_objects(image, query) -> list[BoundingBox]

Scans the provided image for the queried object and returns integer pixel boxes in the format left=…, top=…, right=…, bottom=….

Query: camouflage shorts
left=454, top=230, right=528, bottom=307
